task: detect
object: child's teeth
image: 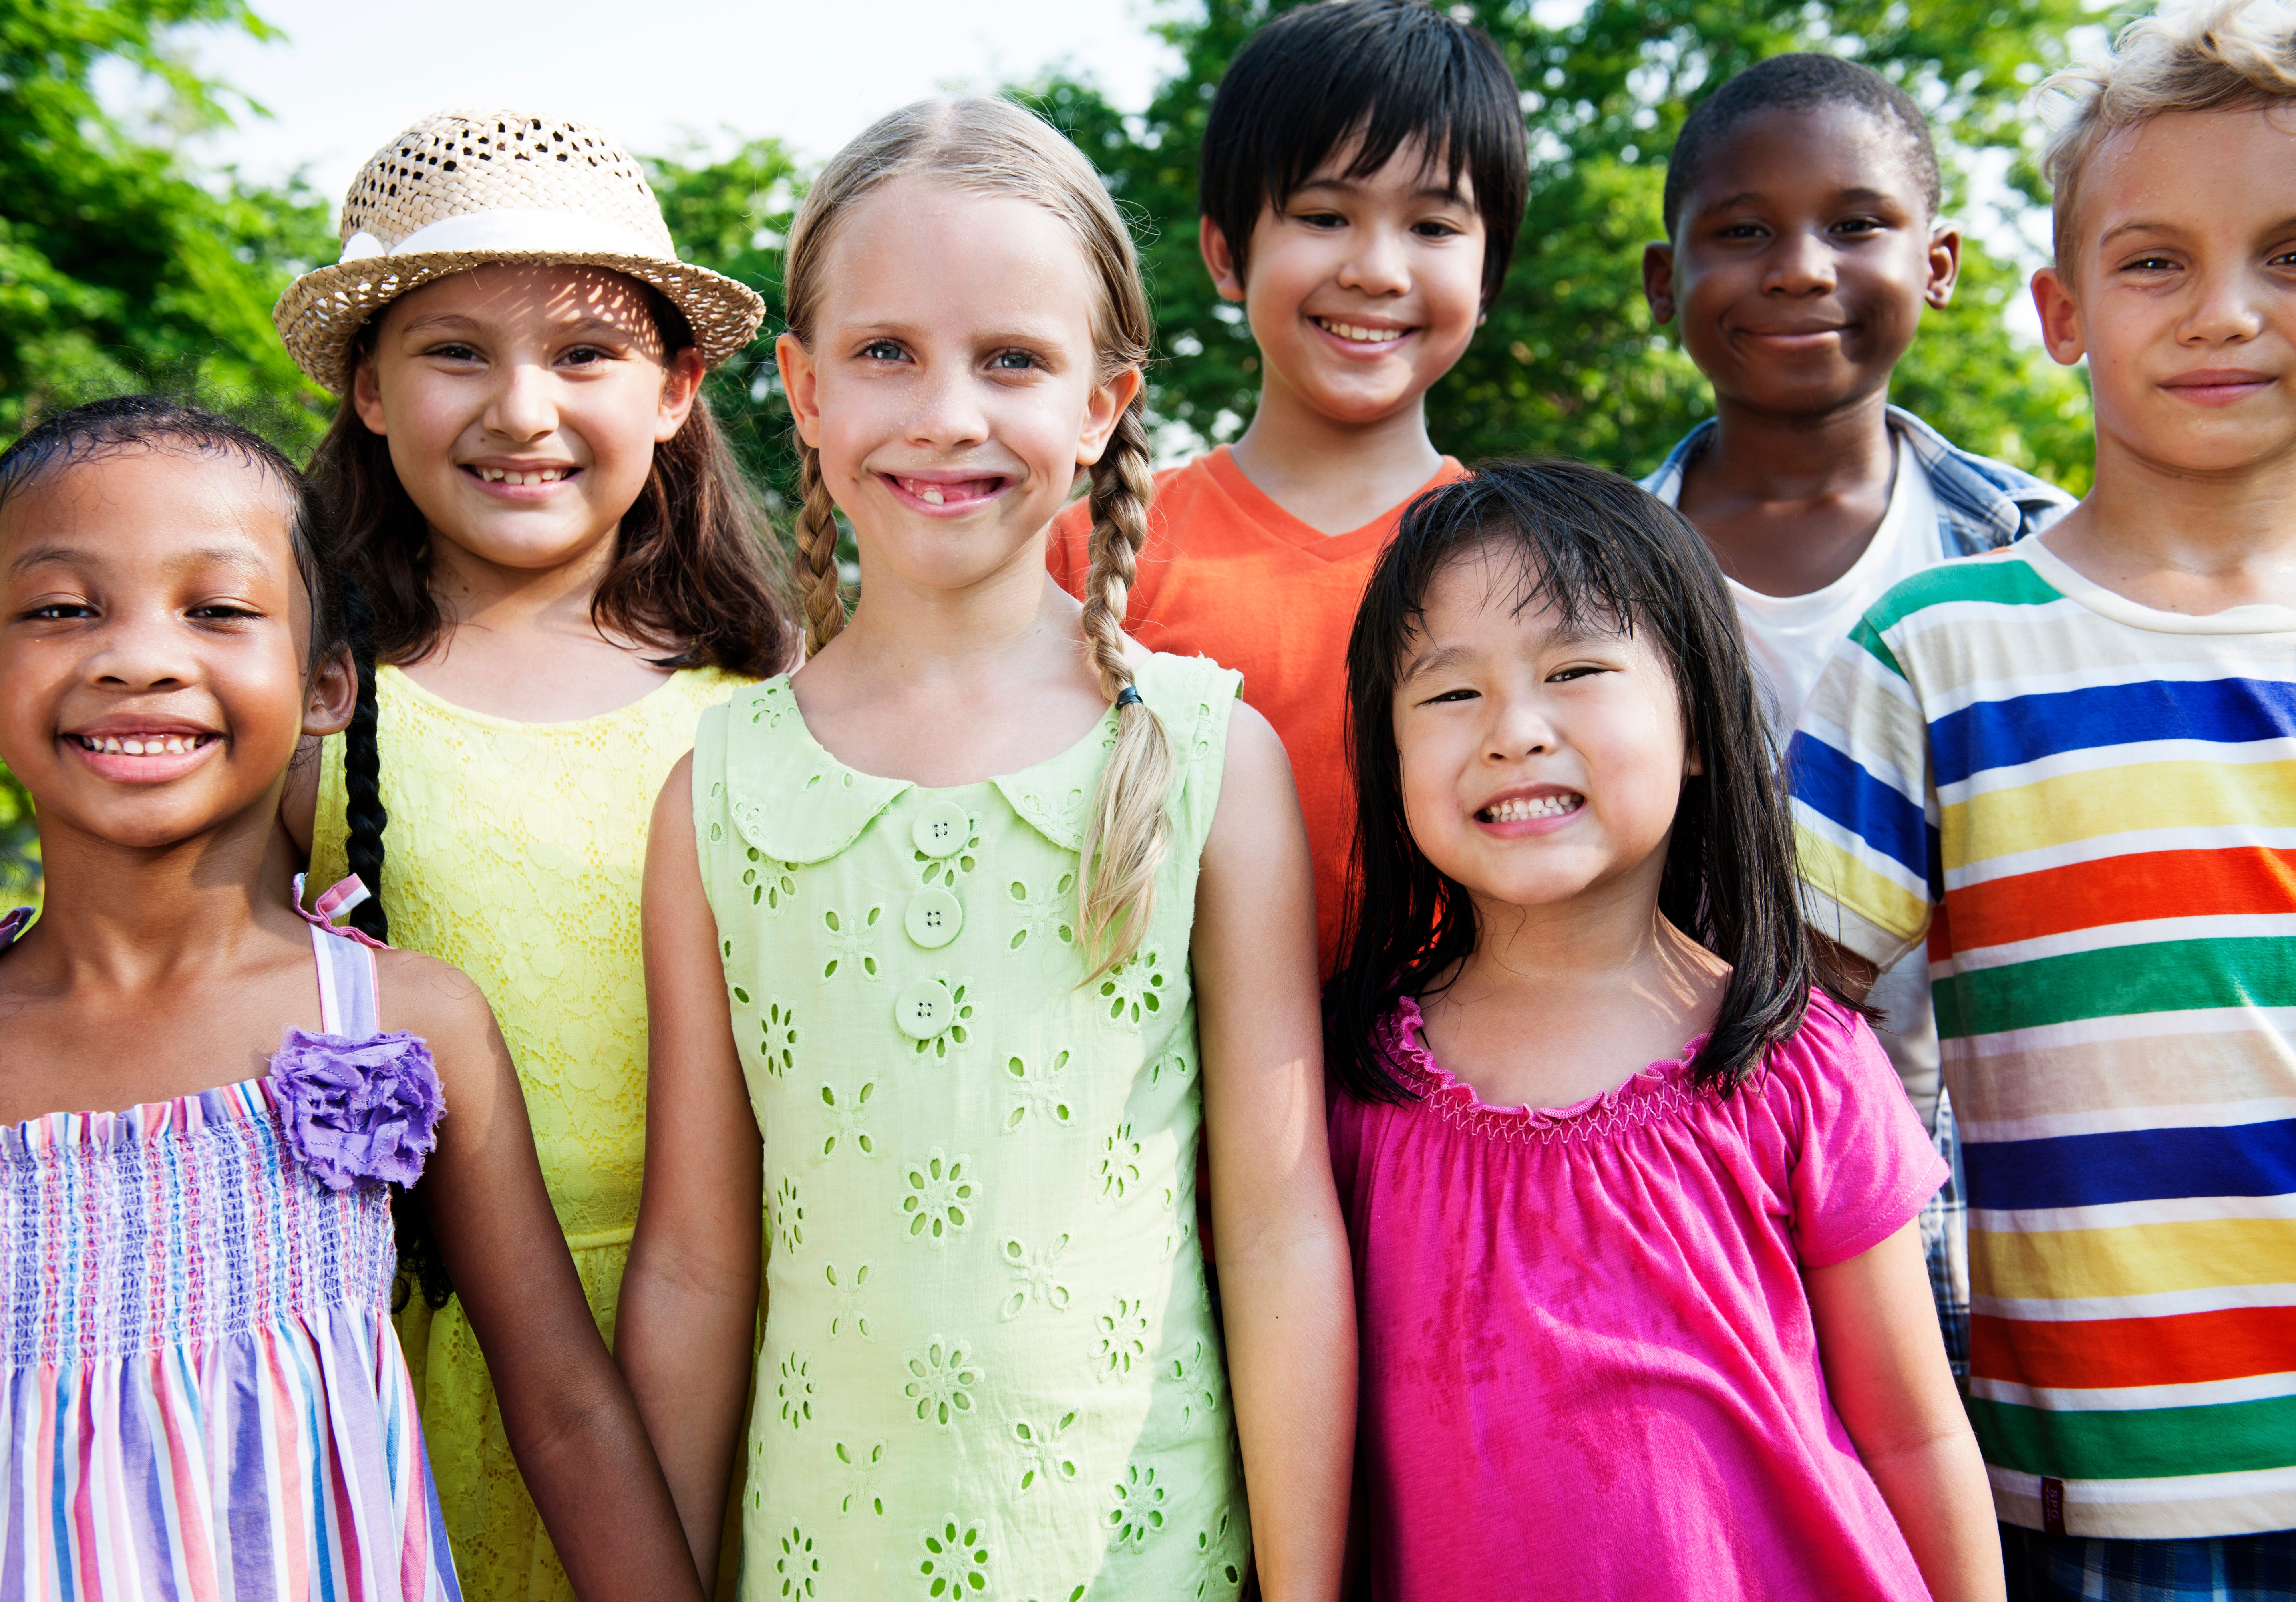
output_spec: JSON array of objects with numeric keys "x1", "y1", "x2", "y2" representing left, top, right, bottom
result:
[
  {"x1": 1483, "y1": 794, "x2": 1580, "y2": 822},
  {"x1": 121, "y1": 737, "x2": 144, "y2": 755},
  {"x1": 920, "y1": 487, "x2": 944, "y2": 505},
  {"x1": 165, "y1": 736, "x2": 184, "y2": 753}
]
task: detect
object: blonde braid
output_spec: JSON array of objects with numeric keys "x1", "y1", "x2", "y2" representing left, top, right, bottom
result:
[
  {"x1": 1076, "y1": 398, "x2": 1173, "y2": 980},
  {"x1": 795, "y1": 437, "x2": 847, "y2": 658}
]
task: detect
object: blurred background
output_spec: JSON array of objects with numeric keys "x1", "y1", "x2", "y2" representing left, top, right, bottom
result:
[{"x1": 0, "y1": 0, "x2": 2115, "y2": 895}]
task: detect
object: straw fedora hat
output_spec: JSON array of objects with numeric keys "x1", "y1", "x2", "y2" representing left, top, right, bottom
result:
[{"x1": 274, "y1": 110, "x2": 766, "y2": 394}]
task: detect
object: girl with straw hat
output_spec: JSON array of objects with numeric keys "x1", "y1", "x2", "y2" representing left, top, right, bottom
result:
[{"x1": 277, "y1": 110, "x2": 797, "y2": 1601}]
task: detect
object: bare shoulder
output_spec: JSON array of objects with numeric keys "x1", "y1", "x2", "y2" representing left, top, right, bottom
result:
[
  {"x1": 373, "y1": 945, "x2": 500, "y2": 1057},
  {"x1": 1217, "y1": 699, "x2": 1296, "y2": 796}
]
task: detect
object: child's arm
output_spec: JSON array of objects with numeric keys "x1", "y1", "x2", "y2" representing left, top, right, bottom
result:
[
  {"x1": 1807, "y1": 1220, "x2": 2003, "y2": 1602},
  {"x1": 617, "y1": 753, "x2": 764, "y2": 1588},
  {"x1": 1194, "y1": 704, "x2": 1356, "y2": 1602},
  {"x1": 388, "y1": 950, "x2": 705, "y2": 1602}
]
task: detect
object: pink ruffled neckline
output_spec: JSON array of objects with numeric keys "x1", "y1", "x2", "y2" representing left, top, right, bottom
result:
[{"x1": 1381, "y1": 993, "x2": 1711, "y2": 1132}]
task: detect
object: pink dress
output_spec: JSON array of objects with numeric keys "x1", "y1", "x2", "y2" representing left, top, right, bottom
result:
[{"x1": 1328, "y1": 992, "x2": 1946, "y2": 1602}]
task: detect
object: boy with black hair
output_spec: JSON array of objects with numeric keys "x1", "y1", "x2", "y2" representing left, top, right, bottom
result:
[
  {"x1": 1049, "y1": 0, "x2": 1527, "y2": 977},
  {"x1": 1642, "y1": 50, "x2": 2077, "y2": 1381},
  {"x1": 1792, "y1": 5, "x2": 2296, "y2": 1590}
]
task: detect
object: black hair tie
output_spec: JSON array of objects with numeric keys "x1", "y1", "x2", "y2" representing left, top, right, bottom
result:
[{"x1": 1115, "y1": 685, "x2": 1142, "y2": 708}]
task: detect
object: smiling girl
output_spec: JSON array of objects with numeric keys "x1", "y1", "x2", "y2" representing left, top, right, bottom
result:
[
  {"x1": 0, "y1": 398, "x2": 701, "y2": 1600},
  {"x1": 271, "y1": 112, "x2": 795, "y2": 1599},
  {"x1": 1324, "y1": 461, "x2": 2000, "y2": 1602},
  {"x1": 618, "y1": 99, "x2": 1354, "y2": 1601}
]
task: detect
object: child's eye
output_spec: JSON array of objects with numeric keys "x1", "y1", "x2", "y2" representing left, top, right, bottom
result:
[
  {"x1": 1832, "y1": 217, "x2": 1885, "y2": 237},
  {"x1": 560, "y1": 344, "x2": 613, "y2": 367},
  {"x1": 22, "y1": 601, "x2": 94, "y2": 622},
  {"x1": 1413, "y1": 218, "x2": 1466, "y2": 240},
  {"x1": 1420, "y1": 687, "x2": 1479, "y2": 706},
  {"x1": 1547, "y1": 665, "x2": 1607, "y2": 683},
  {"x1": 1716, "y1": 221, "x2": 1769, "y2": 241},
  {"x1": 188, "y1": 603, "x2": 262, "y2": 622},
  {"x1": 425, "y1": 342, "x2": 482, "y2": 362},
  {"x1": 2121, "y1": 255, "x2": 2179, "y2": 275},
  {"x1": 859, "y1": 339, "x2": 907, "y2": 363},
  {"x1": 1295, "y1": 210, "x2": 1347, "y2": 230},
  {"x1": 989, "y1": 349, "x2": 1040, "y2": 372}
]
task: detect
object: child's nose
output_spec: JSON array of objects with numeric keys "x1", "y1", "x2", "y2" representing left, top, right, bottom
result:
[
  {"x1": 1764, "y1": 228, "x2": 1839, "y2": 295},
  {"x1": 88, "y1": 611, "x2": 193, "y2": 690},
  {"x1": 485, "y1": 360, "x2": 559, "y2": 441},
  {"x1": 2179, "y1": 264, "x2": 2268, "y2": 346},
  {"x1": 1338, "y1": 223, "x2": 1413, "y2": 297},
  {"x1": 905, "y1": 368, "x2": 990, "y2": 448}
]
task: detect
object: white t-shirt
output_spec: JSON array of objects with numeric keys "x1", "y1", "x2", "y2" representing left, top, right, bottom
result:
[
  {"x1": 1653, "y1": 430, "x2": 1945, "y2": 733},
  {"x1": 1652, "y1": 429, "x2": 1947, "y2": 1123}
]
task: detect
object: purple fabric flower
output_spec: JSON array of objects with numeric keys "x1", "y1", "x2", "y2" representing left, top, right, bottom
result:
[{"x1": 269, "y1": 1028, "x2": 445, "y2": 1191}]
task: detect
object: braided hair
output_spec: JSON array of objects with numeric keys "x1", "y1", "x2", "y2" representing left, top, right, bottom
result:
[{"x1": 781, "y1": 99, "x2": 1171, "y2": 976}]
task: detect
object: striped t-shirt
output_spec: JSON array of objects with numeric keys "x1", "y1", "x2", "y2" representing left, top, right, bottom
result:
[{"x1": 1787, "y1": 537, "x2": 2296, "y2": 1541}]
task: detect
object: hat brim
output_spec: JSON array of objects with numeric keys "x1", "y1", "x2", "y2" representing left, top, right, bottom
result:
[{"x1": 273, "y1": 250, "x2": 768, "y2": 394}]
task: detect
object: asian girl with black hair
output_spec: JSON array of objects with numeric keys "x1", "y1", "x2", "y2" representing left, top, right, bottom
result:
[{"x1": 1323, "y1": 459, "x2": 2000, "y2": 1602}]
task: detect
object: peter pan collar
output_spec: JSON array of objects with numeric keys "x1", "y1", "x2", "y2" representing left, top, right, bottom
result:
[{"x1": 722, "y1": 675, "x2": 1121, "y2": 863}]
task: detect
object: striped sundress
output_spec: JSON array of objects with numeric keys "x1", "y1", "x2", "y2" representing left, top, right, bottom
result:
[{"x1": 0, "y1": 884, "x2": 461, "y2": 1599}]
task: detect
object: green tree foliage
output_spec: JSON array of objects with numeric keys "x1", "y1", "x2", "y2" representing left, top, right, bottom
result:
[
  {"x1": 0, "y1": 0, "x2": 335, "y2": 451},
  {"x1": 644, "y1": 137, "x2": 804, "y2": 512},
  {"x1": 1020, "y1": 0, "x2": 2097, "y2": 490}
]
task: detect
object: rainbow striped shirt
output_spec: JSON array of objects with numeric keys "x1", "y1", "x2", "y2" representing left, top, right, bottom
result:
[{"x1": 1788, "y1": 538, "x2": 2296, "y2": 1542}]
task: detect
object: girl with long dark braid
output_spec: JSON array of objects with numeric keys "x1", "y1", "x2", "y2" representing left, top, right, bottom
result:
[{"x1": 274, "y1": 111, "x2": 796, "y2": 1600}]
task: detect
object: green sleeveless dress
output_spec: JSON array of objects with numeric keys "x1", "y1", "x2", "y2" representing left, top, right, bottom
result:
[{"x1": 691, "y1": 652, "x2": 1251, "y2": 1602}]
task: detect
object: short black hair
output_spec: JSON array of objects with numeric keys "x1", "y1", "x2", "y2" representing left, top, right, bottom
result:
[
  {"x1": 1327, "y1": 458, "x2": 1865, "y2": 1103},
  {"x1": 1200, "y1": 0, "x2": 1528, "y2": 311},
  {"x1": 1662, "y1": 53, "x2": 1941, "y2": 236}
]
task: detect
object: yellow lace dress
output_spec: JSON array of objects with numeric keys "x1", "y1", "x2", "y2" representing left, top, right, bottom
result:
[{"x1": 311, "y1": 663, "x2": 747, "y2": 1601}]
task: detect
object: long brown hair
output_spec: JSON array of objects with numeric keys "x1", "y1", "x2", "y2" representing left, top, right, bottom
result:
[
  {"x1": 782, "y1": 98, "x2": 1169, "y2": 980},
  {"x1": 305, "y1": 293, "x2": 794, "y2": 676}
]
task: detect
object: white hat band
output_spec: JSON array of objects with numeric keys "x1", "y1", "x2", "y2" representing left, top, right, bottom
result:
[{"x1": 339, "y1": 207, "x2": 668, "y2": 264}]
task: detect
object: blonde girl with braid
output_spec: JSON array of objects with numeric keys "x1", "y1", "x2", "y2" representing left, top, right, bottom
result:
[{"x1": 621, "y1": 98, "x2": 1356, "y2": 1602}]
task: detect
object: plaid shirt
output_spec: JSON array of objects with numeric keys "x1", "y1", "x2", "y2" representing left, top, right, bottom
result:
[{"x1": 1642, "y1": 405, "x2": 2075, "y2": 1380}]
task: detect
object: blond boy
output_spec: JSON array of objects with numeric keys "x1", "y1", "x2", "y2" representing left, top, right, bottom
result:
[{"x1": 1788, "y1": 6, "x2": 2296, "y2": 1594}]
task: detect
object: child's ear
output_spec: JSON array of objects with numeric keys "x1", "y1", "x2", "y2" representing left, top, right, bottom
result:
[
  {"x1": 1925, "y1": 223, "x2": 1963, "y2": 310},
  {"x1": 2030, "y1": 266, "x2": 2087, "y2": 367},
  {"x1": 777, "y1": 332, "x2": 822, "y2": 448},
  {"x1": 304, "y1": 643, "x2": 358, "y2": 739},
  {"x1": 1199, "y1": 215, "x2": 1247, "y2": 303},
  {"x1": 350, "y1": 358, "x2": 390, "y2": 437},
  {"x1": 1077, "y1": 366, "x2": 1145, "y2": 467},
  {"x1": 1641, "y1": 243, "x2": 1677, "y2": 325},
  {"x1": 654, "y1": 347, "x2": 707, "y2": 443}
]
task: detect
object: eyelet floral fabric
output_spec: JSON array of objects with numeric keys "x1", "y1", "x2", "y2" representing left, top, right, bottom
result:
[
  {"x1": 312, "y1": 664, "x2": 746, "y2": 1601},
  {"x1": 692, "y1": 654, "x2": 1250, "y2": 1601}
]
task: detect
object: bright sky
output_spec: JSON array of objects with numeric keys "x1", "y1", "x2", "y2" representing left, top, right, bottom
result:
[{"x1": 166, "y1": 0, "x2": 1183, "y2": 217}]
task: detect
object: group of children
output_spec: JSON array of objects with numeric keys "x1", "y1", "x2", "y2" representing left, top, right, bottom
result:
[{"x1": 0, "y1": 0, "x2": 2286, "y2": 1598}]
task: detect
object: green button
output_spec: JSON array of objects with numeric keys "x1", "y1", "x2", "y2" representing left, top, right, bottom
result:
[
  {"x1": 911, "y1": 800, "x2": 970, "y2": 859},
  {"x1": 904, "y1": 888, "x2": 962, "y2": 949},
  {"x1": 894, "y1": 979, "x2": 952, "y2": 1039}
]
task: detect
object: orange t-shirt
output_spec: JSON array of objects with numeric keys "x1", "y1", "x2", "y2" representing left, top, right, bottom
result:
[{"x1": 1049, "y1": 446, "x2": 1466, "y2": 978}]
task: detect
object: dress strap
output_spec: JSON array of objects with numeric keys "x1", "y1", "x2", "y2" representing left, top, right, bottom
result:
[{"x1": 293, "y1": 873, "x2": 382, "y2": 1038}]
